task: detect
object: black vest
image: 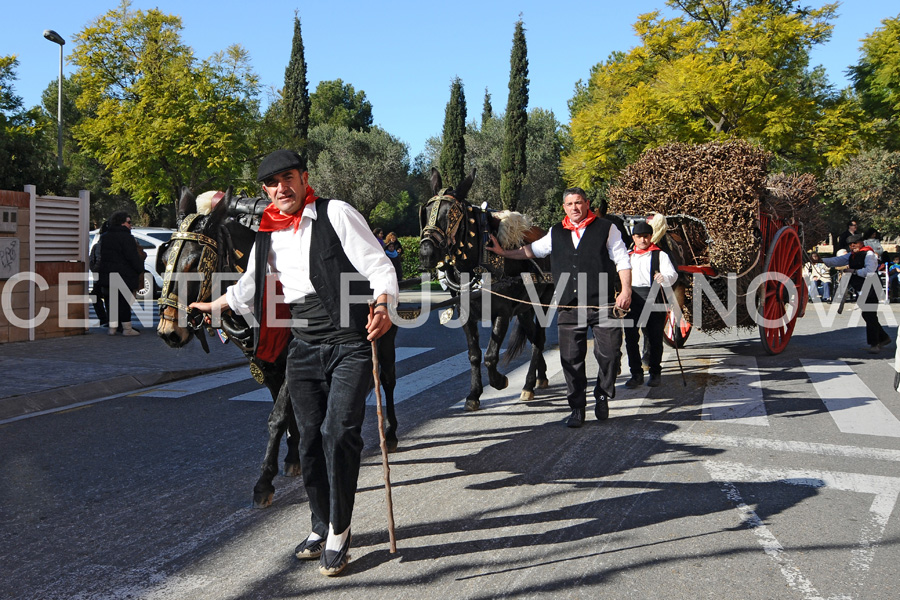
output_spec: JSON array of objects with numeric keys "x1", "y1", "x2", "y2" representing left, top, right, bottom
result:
[
  {"x1": 550, "y1": 218, "x2": 616, "y2": 307},
  {"x1": 252, "y1": 198, "x2": 371, "y2": 349}
]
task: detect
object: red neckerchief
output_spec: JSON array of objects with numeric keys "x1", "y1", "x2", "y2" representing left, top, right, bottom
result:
[
  {"x1": 561, "y1": 210, "x2": 597, "y2": 239},
  {"x1": 259, "y1": 186, "x2": 318, "y2": 233},
  {"x1": 858, "y1": 246, "x2": 874, "y2": 253},
  {"x1": 630, "y1": 243, "x2": 661, "y2": 256}
]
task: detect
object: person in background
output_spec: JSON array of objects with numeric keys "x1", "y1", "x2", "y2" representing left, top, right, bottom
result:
[
  {"x1": 383, "y1": 232, "x2": 404, "y2": 280},
  {"x1": 372, "y1": 228, "x2": 385, "y2": 247},
  {"x1": 89, "y1": 221, "x2": 109, "y2": 326},
  {"x1": 813, "y1": 234, "x2": 891, "y2": 353},
  {"x1": 99, "y1": 211, "x2": 144, "y2": 336},
  {"x1": 888, "y1": 256, "x2": 900, "y2": 302},
  {"x1": 836, "y1": 219, "x2": 858, "y2": 253}
]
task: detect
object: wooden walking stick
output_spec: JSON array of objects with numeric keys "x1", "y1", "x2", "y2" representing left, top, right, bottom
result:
[{"x1": 369, "y1": 301, "x2": 397, "y2": 553}]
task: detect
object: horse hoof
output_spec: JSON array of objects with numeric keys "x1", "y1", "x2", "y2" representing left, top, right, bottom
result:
[
  {"x1": 520, "y1": 390, "x2": 534, "y2": 401},
  {"x1": 490, "y1": 376, "x2": 509, "y2": 390},
  {"x1": 252, "y1": 491, "x2": 274, "y2": 509},
  {"x1": 465, "y1": 399, "x2": 481, "y2": 412},
  {"x1": 537, "y1": 379, "x2": 549, "y2": 389},
  {"x1": 283, "y1": 462, "x2": 302, "y2": 477},
  {"x1": 386, "y1": 439, "x2": 399, "y2": 453}
]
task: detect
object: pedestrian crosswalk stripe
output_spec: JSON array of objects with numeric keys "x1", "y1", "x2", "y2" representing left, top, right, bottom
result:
[
  {"x1": 702, "y1": 355, "x2": 769, "y2": 426},
  {"x1": 130, "y1": 367, "x2": 249, "y2": 398},
  {"x1": 801, "y1": 358, "x2": 900, "y2": 437},
  {"x1": 367, "y1": 349, "x2": 473, "y2": 406},
  {"x1": 450, "y1": 348, "x2": 563, "y2": 412}
]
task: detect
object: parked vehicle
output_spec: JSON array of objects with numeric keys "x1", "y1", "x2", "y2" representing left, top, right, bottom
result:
[{"x1": 88, "y1": 227, "x2": 175, "y2": 299}]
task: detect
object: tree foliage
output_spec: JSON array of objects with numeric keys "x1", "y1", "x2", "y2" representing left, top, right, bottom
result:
[
  {"x1": 439, "y1": 77, "x2": 467, "y2": 188},
  {"x1": 482, "y1": 88, "x2": 493, "y2": 127},
  {"x1": 824, "y1": 148, "x2": 900, "y2": 235},
  {"x1": 563, "y1": 0, "x2": 861, "y2": 188},
  {"x1": 0, "y1": 55, "x2": 63, "y2": 193},
  {"x1": 70, "y1": 1, "x2": 260, "y2": 206},
  {"x1": 850, "y1": 15, "x2": 900, "y2": 151},
  {"x1": 284, "y1": 14, "x2": 310, "y2": 161},
  {"x1": 309, "y1": 79, "x2": 373, "y2": 132},
  {"x1": 500, "y1": 19, "x2": 529, "y2": 211},
  {"x1": 307, "y1": 124, "x2": 409, "y2": 219}
]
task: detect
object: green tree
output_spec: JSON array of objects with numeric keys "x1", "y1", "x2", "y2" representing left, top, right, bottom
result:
[
  {"x1": 482, "y1": 88, "x2": 493, "y2": 127},
  {"x1": 500, "y1": 19, "x2": 529, "y2": 211},
  {"x1": 284, "y1": 14, "x2": 310, "y2": 161},
  {"x1": 824, "y1": 148, "x2": 900, "y2": 235},
  {"x1": 0, "y1": 55, "x2": 63, "y2": 193},
  {"x1": 850, "y1": 15, "x2": 900, "y2": 151},
  {"x1": 70, "y1": 1, "x2": 260, "y2": 207},
  {"x1": 41, "y1": 75, "x2": 136, "y2": 226},
  {"x1": 564, "y1": 0, "x2": 859, "y2": 188},
  {"x1": 309, "y1": 79, "x2": 373, "y2": 132},
  {"x1": 308, "y1": 123, "x2": 409, "y2": 219},
  {"x1": 439, "y1": 77, "x2": 467, "y2": 188}
]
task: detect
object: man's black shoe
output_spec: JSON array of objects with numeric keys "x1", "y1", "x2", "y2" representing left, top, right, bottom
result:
[
  {"x1": 594, "y1": 395, "x2": 609, "y2": 421},
  {"x1": 647, "y1": 374, "x2": 661, "y2": 387},
  {"x1": 294, "y1": 534, "x2": 324, "y2": 560},
  {"x1": 319, "y1": 532, "x2": 351, "y2": 576},
  {"x1": 566, "y1": 408, "x2": 585, "y2": 428},
  {"x1": 625, "y1": 374, "x2": 643, "y2": 388}
]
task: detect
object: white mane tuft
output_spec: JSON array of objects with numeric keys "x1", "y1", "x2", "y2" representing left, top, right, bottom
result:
[
  {"x1": 195, "y1": 191, "x2": 222, "y2": 216},
  {"x1": 494, "y1": 210, "x2": 531, "y2": 249}
]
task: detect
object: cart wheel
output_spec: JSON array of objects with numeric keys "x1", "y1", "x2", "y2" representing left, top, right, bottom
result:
[
  {"x1": 758, "y1": 226, "x2": 805, "y2": 355},
  {"x1": 663, "y1": 308, "x2": 692, "y2": 349}
]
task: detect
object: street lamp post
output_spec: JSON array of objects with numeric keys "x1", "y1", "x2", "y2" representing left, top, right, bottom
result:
[{"x1": 43, "y1": 29, "x2": 65, "y2": 169}]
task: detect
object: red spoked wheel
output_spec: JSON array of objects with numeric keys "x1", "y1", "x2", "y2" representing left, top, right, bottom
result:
[
  {"x1": 663, "y1": 308, "x2": 692, "y2": 349},
  {"x1": 757, "y1": 226, "x2": 806, "y2": 355}
]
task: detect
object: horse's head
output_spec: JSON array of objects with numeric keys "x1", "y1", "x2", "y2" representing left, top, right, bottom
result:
[
  {"x1": 419, "y1": 167, "x2": 477, "y2": 271},
  {"x1": 156, "y1": 187, "x2": 233, "y2": 349}
]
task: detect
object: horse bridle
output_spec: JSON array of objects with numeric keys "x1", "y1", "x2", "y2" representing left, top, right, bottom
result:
[
  {"x1": 420, "y1": 190, "x2": 478, "y2": 270},
  {"x1": 157, "y1": 213, "x2": 219, "y2": 340}
]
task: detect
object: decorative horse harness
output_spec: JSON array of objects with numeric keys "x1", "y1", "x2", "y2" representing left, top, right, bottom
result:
[{"x1": 157, "y1": 213, "x2": 220, "y2": 351}]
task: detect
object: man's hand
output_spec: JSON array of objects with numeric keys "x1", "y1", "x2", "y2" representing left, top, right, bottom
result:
[
  {"x1": 367, "y1": 295, "x2": 393, "y2": 341},
  {"x1": 616, "y1": 288, "x2": 632, "y2": 311},
  {"x1": 486, "y1": 234, "x2": 504, "y2": 256}
]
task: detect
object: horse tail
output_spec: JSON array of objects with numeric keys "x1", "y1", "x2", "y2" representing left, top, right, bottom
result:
[{"x1": 502, "y1": 315, "x2": 530, "y2": 366}]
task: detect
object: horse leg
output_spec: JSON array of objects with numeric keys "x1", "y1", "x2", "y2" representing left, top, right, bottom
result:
[
  {"x1": 281, "y1": 383, "x2": 302, "y2": 477},
  {"x1": 252, "y1": 376, "x2": 287, "y2": 509},
  {"x1": 484, "y1": 313, "x2": 511, "y2": 392},
  {"x1": 461, "y1": 303, "x2": 484, "y2": 411},
  {"x1": 377, "y1": 325, "x2": 399, "y2": 452},
  {"x1": 517, "y1": 314, "x2": 548, "y2": 401}
]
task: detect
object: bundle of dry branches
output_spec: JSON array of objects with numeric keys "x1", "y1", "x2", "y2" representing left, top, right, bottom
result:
[{"x1": 608, "y1": 140, "x2": 820, "y2": 331}]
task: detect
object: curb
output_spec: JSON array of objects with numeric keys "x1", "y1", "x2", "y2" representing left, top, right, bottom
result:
[{"x1": 0, "y1": 360, "x2": 248, "y2": 422}]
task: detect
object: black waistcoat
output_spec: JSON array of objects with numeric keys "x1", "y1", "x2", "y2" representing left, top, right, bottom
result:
[
  {"x1": 550, "y1": 218, "x2": 616, "y2": 307},
  {"x1": 252, "y1": 198, "x2": 371, "y2": 349}
]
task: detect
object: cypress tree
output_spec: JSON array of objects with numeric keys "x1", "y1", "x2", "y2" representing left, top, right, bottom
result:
[
  {"x1": 440, "y1": 77, "x2": 467, "y2": 188},
  {"x1": 284, "y1": 14, "x2": 310, "y2": 163},
  {"x1": 482, "y1": 87, "x2": 493, "y2": 128},
  {"x1": 500, "y1": 19, "x2": 529, "y2": 211}
]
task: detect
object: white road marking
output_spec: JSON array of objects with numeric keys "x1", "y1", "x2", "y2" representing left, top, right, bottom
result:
[
  {"x1": 368, "y1": 350, "x2": 473, "y2": 405},
  {"x1": 702, "y1": 355, "x2": 769, "y2": 426},
  {"x1": 706, "y1": 460, "x2": 900, "y2": 597},
  {"x1": 656, "y1": 430, "x2": 900, "y2": 463},
  {"x1": 128, "y1": 367, "x2": 250, "y2": 398},
  {"x1": 801, "y1": 359, "x2": 900, "y2": 438},
  {"x1": 448, "y1": 347, "x2": 563, "y2": 411}
]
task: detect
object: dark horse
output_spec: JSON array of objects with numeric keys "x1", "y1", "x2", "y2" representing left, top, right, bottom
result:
[
  {"x1": 156, "y1": 188, "x2": 399, "y2": 508},
  {"x1": 419, "y1": 169, "x2": 553, "y2": 411}
]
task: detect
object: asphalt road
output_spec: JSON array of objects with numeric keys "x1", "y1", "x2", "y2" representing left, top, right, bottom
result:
[{"x1": 2, "y1": 302, "x2": 900, "y2": 599}]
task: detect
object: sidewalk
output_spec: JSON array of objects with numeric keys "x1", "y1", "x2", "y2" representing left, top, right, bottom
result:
[{"x1": 0, "y1": 289, "x2": 451, "y2": 422}]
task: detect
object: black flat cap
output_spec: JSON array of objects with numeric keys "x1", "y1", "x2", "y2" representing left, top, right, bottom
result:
[
  {"x1": 632, "y1": 221, "x2": 653, "y2": 235},
  {"x1": 847, "y1": 233, "x2": 864, "y2": 244},
  {"x1": 257, "y1": 149, "x2": 306, "y2": 182}
]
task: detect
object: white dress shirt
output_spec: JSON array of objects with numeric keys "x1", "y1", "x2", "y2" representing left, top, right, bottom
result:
[
  {"x1": 226, "y1": 199, "x2": 398, "y2": 315},
  {"x1": 630, "y1": 248, "x2": 678, "y2": 288},
  {"x1": 530, "y1": 221, "x2": 632, "y2": 271}
]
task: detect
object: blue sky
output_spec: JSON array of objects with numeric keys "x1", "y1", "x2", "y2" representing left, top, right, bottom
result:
[{"x1": 3, "y1": 1, "x2": 897, "y2": 159}]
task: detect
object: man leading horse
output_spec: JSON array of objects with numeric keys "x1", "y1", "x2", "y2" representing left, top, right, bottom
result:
[
  {"x1": 488, "y1": 187, "x2": 632, "y2": 428},
  {"x1": 189, "y1": 149, "x2": 398, "y2": 577}
]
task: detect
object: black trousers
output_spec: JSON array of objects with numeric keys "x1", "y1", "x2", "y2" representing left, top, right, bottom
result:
[
  {"x1": 287, "y1": 337, "x2": 372, "y2": 537},
  {"x1": 860, "y1": 294, "x2": 890, "y2": 346},
  {"x1": 558, "y1": 306, "x2": 622, "y2": 409},
  {"x1": 624, "y1": 291, "x2": 665, "y2": 376}
]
